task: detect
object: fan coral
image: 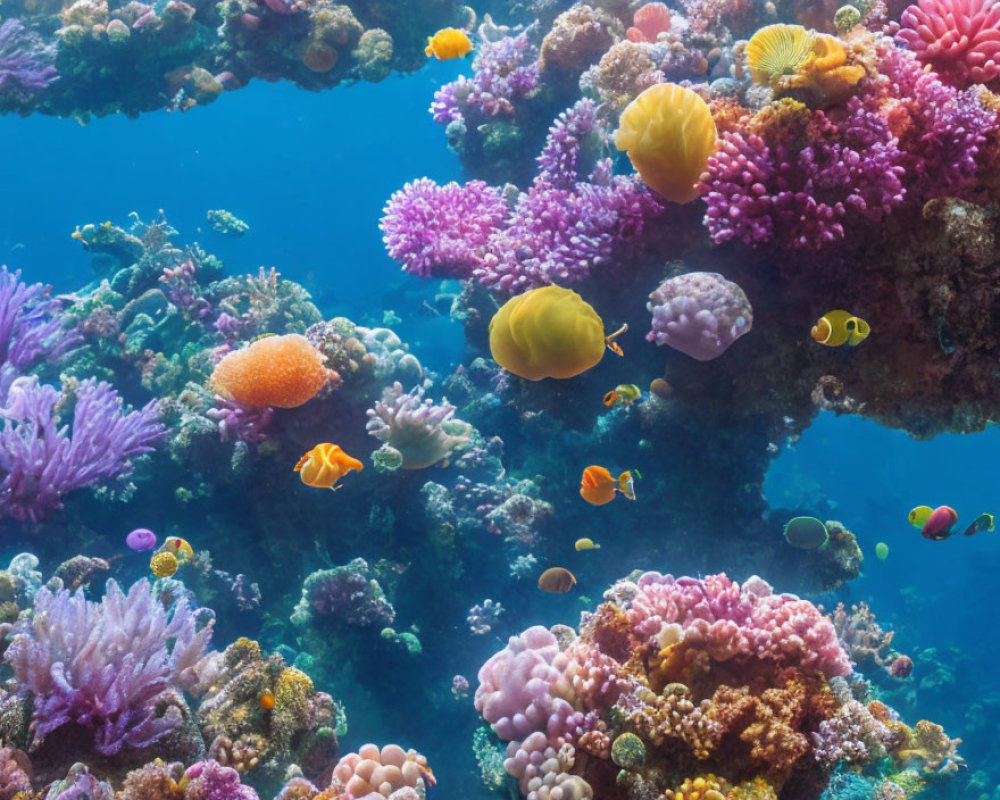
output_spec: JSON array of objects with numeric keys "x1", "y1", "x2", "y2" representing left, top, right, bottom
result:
[
  {"x1": 379, "y1": 179, "x2": 507, "y2": 279},
  {"x1": 366, "y1": 382, "x2": 471, "y2": 469},
  {"x1": 4, "y1": 578, "x2": 213, "y2": 756},
  {"x1": 646, "y1": 272, "x2": 753, "y2": 361},
  {"x1": 0, "y1": 376, "x2": 166, "y2": 522},
  {"x1": 897, "y1": 0, "x2": 1000, "y2": 87},
  {"x1": 210, "y1": 334, "x2": 332, "y2": 408}
]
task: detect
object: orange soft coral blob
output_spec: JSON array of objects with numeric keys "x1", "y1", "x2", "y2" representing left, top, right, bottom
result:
[
  {"x1": 211, "y1": 333, "x2": 330, "y2": 408},
  {"x1": 614, "y1": 83, "x2": 718, "y2": 204}
]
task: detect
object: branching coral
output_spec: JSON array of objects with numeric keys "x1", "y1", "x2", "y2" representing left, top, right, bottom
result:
[{"x1": 4, "y1": 578, "x2": 212, "y2": 756}]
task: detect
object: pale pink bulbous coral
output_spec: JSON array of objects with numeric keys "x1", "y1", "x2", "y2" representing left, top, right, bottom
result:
[
  {"x1": 475, "y1": 625, "x2": 581, "y2": 742},
  {"x1": 626, "y1": 3, "x2": 671, "y2": 42},
  {"x1": 646, "y1": 272, "x2": 752, "y2": 361},
  {"x1": 897, "y1": 0, "x2": 1000, "y2": 87},
  {"x1": 329, "y1": 743, "x2": 434, "y2": 799},
  {"x1": 627, "y1": 573, "x2": 852, "y2": 678}
]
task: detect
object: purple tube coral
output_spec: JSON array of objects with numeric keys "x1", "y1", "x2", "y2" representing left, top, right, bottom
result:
[
  {"x1": 0, "y1": 376, "x2": 167, "y2": 522},
  {"x1": 646, "y1": 271, "x2": 753, "y2": 361},
  {"x1": 701, "y1": 98, "x2": 907, "y2": 249},
  {"x1": 3, "y1": 578, "x2": 213, "y2": 756},
  {"x1": 366, "y1": 381, "x2": 472, "y2": 469},
  {"x1": 0, "y1": 20, "x2": 58, "y2": 106}
]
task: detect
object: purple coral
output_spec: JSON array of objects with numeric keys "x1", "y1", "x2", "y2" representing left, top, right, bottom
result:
[
  {"x1": 0, "y1": 376, "x2": 167, "y2": 522},
  {"x1": 0, "y1": 266, "x2": 80, "y2": 395},
  {"x1": 0, "y1": 20, "x2": 57, "y2": 105},
  {"x1": 366, "y1": 381, "x2": 471, "y2": 469},
  {"x1": 3, "y1": 578, "x2": 213, "y2": 756},
  {"x1": 646, "y1": 271, "x2": 753, "y2": 361},
  {"x1": 0, "y1": 747, "x2": 31, "y2": 799},
  {"x1": 379, "y1": 179, "x2": 508, "y2": 279},
  {"x1": 430, "y1": 31, "x2": 540, "y2": 124},
  {"x1": 183, "y1": 760, "x2": 260, "y2": 800},
  {"x1": 291, "y1": 557, "x2": 395, "y2": 628},
  {"x1": 701, "y1": 98, "x2": 907, "y2": 249}
]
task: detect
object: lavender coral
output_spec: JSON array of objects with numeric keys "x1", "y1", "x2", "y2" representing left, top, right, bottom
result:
[
  {"x1": 366, "y1": 381, "x2": 471, "y2": 469},
  {"x1": 646, "y1": 271, "x2": 753, "y2": 361},
  {"x1": 291, "y1": 557, "x2": 395, "y2": 628},
  {"x1": 0, "y1": 20, "x2": 58, "y2": 107},
  {"x1": 0, "y1": 376, "x2": 166, "y2": 521},
  {"x1": 3, "y1": 578, "x2": 213, "y2": 756}
]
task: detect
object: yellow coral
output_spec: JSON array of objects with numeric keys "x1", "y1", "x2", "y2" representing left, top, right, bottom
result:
[
  {"x1": 746, "y1": 24, "x2": 864, "y2": 104},
  {"x1": 150, "y1": 551, "x2": 178, "y2": 578},
  {"x1": 670, "y1": 774, "x2": 730, "y2": 800},
  {"x1": 614, "y1": 82, "x2": 717, "y2": 204}
]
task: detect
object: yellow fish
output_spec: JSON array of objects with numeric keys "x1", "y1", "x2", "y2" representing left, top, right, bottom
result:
[
  {"x1": 425, "y1": 28, "x2": 473, "y2": 60},
  {"x1": 811, "y1": 310, "x2": 870, "y2": 347},
  {"x1": 603, "y1": 384, "x2": 642, "y2": 407},
  {"x1": 574, "y1": 537, "x2": 601, "y2": 551},
  {"x1": 908, "y1": 505, "x2": 934, "y2": 528},
  {"x1": 164, "y1": 536, "x2": 195, "y2": 562},
  {"x1": 295, "y1": 443, "x2": 363, "y2": 490}
]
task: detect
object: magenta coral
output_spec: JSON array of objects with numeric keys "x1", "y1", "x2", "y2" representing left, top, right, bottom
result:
[
  {"x1": 183, "y1": 760, "x2": 260, "y2": 800},
  {"x1": 701, "y1": 98, "x2": 906, "y2": 249},
  {"x1": 897, "y1": 0, "x2": 1000, "y2": 87},
  {"x1": 380, "y1": 179, "x2": 507, "y2": 279},
  {"x1": 627, "y1": 573, "x2": 852, "y2": 678}
]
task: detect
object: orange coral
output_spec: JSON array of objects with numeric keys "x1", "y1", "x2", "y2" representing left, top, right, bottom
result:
[{"x1": 211, "y1": 334, "x2": 332, "y2": 408}]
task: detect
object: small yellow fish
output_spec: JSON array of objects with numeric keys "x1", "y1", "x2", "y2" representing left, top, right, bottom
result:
[
  {"x1": 811, "y1": 310, "x2": 870, "y2": 347},
  {"x1": 618, "y1": 470, "x2": 636, "y2": 501},
  {"x1": 425, "y1": 28, "x2": 473, "y2": 60},
  {"x1": 603, "y1": 383, "x2": 642, "y2": 407},
  {"x1": 164, "y1": 536, "x2": 195, "y2": 562},
  {"x1": 295, "y1": 443, "x2": 363, "y2": 490},
  {"x1": 574, "y1": 537, "x2": 601, "y2": 551},
  {"x1": 908, "y1": 505, "x2": 934, "y2": 528}
]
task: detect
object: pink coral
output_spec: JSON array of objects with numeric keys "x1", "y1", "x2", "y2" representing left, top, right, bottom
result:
[
  {"x1": 329, "y1": 743, "x2": 434, "y2": 798},
  {"x1": 897, "y1": 0, "x2": 1000, "y2": 87},
  {"x1": 626, "y1": 3, "x2": 671, "y2": 42},
  {"x1": 626, "y1": 573, "x2": 852, "y2": 678}
]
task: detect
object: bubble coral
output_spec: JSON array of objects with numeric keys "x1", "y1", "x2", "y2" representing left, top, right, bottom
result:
[
  {"x1": 897, "y1": 0, "x2": 1000, "y2": 87},
  {"x1": 210, "y1": 334, "x2": 331, "y2": 408},
  {"x1": 614, "y1": 83, "x2": 718, "y2": 203},
  {"x1": 328, "y1": 743, "x2": 435, "y2": 798},
  {"x1": 646, "y1": 272, "x2": 753, "y2": 361}
]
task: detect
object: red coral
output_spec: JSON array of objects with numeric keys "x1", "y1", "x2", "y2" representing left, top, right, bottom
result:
[
  {"x1": 898, "y1": 0, "x2": 1000, "y2": 87},
  {"x1": 626, "y1": 2, "x2": 671, "y2": 42}
]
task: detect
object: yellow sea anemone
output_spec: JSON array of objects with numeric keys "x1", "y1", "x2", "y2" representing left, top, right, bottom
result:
[
  {"x1": 614, "y1": 82, "x2": 717, "y2": 204},
  {"x1": 746, "y1": 24, "x2": 865, "y2": 104}
]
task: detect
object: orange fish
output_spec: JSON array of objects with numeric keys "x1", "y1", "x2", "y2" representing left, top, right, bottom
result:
[
  {"x1": 295, "y1": 443, "x2": 363, "y2": 490},
  {"x1": 424, "y1": 28, "x2": 473, "y2": 60},
  {"x1": 580, "y1": 465, "x2": 635, "y2": 505},
  {"x1": 538, "y1": 567, "x2": 577, "y2": 593}
]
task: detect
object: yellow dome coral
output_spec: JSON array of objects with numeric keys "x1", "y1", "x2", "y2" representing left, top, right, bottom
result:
[
  {"x1": 614, "y1": 83, "x2": 717, "y2": 204},
  {"x1": 489, "y1": 286, "x2": 626, "y2": 381},
  {"x1": 746, "y1": 24, "x2": 865, "y2": 104}
]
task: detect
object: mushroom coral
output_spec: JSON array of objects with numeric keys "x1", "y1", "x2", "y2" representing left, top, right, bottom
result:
[
  {"x1": 210, "y1": 334, "x2": 331, "y2": 408},
  {"x1": 489, "y1": 286, "x2": 623, "y2": 380},
  {"x1": 614, "y1": 83, "x2": 717, "y2": 204}
]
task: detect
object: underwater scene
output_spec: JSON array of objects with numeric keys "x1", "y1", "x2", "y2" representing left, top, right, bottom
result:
[{"x1": 1, "y1": 0, "x2": 999, "y2": 798}]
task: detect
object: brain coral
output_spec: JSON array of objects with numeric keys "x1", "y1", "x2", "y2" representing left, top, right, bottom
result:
[{"x1": 211, "y1": 334, "x2": 332, "y2": 408}]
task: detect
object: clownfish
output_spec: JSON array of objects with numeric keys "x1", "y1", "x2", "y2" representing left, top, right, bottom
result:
[
  {"x1": 811, "y1": 310, "x2": 870, "y2": 347},
  {"x1": 580, "y1": 466, "x2": 636, "y2": 505},
  {"x1": 425, "y1": 28, "x2": 473, "y2": 60},
  {"x1": 603, "y1": 383, "x2": 642, "y2": 407},
  {"x1": 295, "y1": 443, "x2": 363, "y2": 490},
  {"x1": 164, "y1": 536, "x2": 195, "y2": 562}
]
